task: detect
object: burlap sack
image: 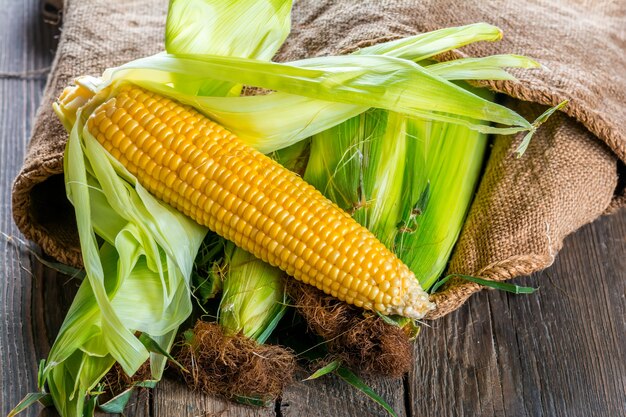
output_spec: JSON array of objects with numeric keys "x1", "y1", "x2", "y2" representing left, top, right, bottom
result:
[{"x1": 12, "y1": 0, "x2": 625, "y2": 319}]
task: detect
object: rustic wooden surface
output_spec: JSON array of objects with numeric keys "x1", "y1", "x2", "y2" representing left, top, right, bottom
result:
[{"x1": 1, "y1": 1, "x2": 625, "y2": 417}]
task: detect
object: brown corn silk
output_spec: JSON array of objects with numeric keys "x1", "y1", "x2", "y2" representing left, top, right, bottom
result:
[
  {"x1": 12, "y1": 0, "x2": 625, "y2": 388},
  {"x1": 288, "y1": 281, "x2": 413, "y2": 377},
  {"x1": 101, "y1": 362, "x2": 152, "y2": 401},
  {"x1": 175, "y1": 321, "x2": 295, "y2": 402}
]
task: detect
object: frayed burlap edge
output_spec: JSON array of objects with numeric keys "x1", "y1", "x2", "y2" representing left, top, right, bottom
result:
[
  {"x1": 12, "y1": 157, "x2": 82, "y2": 267},
  {"x1": 425, "y1": 254, "x2": 553, "y2": 320},
  {"x1": 12, "y1": 2, "x2": 80, "y2": 266}
]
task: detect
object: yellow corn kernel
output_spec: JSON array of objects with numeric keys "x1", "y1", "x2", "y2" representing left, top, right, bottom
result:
[{"x1": 82, "y1": 84, "x2": 433, "y2": 319}]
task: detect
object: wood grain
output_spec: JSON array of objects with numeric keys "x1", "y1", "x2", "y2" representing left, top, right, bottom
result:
[
  {"x1": 152, "y1": 379, "x2": 275, "y2": 417},
  {"x1": 1, "y1": 1, "x2": 624, "y2": 417},
  {"x1": 280, "y1": 371, "x2": 407, "y2": 417},
  {"x1": 0, "y1": 0, "x2": 58, "y2": 416},
  {"x1": 409, "y1": 213, "x2": 626, "y2": 417}
]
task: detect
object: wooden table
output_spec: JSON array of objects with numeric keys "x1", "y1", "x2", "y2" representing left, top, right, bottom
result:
[{"x1": 1, "y1": 1, "x2": 624, "y2": 416}]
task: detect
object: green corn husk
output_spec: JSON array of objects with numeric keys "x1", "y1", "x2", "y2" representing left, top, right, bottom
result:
[
  {"x1": 218, "y1": 244, "x2": 287, "y2": 343},
  {"x1": 396, "y1": 89, "x2": 491, "y2": 290},
  {"x1": 175, "y1": 242, "x2": 293, "y2": 406}
]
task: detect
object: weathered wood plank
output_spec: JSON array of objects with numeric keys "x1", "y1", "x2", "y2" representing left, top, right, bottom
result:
[
  {"x1": 152, "y1": 378, "x2": 275, "y2": 417},
  {"x1": 280, "y1": 370, "x2": 407, "y2": 417},
  {"x1": 409, "y1": 212, "x2": 626, "y2": 417},
  {"x1": 119, "y1": 391, "x2": 151, "y2": 417},
  {"x1": 0, "y1": 0, "x2": 59, "y2": 415}
]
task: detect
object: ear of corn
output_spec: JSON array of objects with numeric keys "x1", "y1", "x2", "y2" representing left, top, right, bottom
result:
[{"x1": 84, "y1": 83, "x2": 434, "y2": 319}]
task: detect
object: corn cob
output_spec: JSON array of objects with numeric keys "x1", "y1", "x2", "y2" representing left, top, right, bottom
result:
[{"x1": 60, "y1": 83, "x2": 434, "y2": 319}]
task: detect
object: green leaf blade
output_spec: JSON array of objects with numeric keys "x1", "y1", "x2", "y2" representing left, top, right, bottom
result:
[
  {"x1": 354, "y1": 22, "x2": 503, "y2": 62},
  {"x1": 304, "y1": 360, "x2": 342, "y2": 381},
  {"x1": 7, "y1": 393, "x2": 50, "y2": 417},
  {"x1": 98, "y1": 388, "x2": 133, "y2": 414},
  {"x1": 431, "y1": 274, "x2": 538, "y2": 294},
  {"x1": 335, "y1": 367, "x2": 399, "y2": 417}
]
